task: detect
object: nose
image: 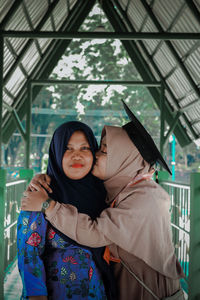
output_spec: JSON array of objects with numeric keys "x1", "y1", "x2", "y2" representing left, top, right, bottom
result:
[{"x1": 72, "y1": 150, "x2": 82, "y2": 159}]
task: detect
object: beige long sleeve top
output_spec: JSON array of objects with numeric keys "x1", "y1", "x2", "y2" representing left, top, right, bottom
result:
[{"x1": 45, "y1": 180, "x2": 181, "y2": 277}]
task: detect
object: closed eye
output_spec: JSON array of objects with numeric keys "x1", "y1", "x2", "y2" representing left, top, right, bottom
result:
[{"x1": 101, "y1": 150, "x2": 107, "y2": 154}]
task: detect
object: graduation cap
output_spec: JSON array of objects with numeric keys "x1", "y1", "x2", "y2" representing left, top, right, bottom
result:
[{"x1": 122, "y1": 100, "x2": 172, "y2": 175}]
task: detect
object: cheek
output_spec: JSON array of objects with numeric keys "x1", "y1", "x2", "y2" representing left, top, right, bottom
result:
[
  {"x1": 85, "y1": 153, "x2": 93, "y2": 169},
  {"x1": 62, "y1": 154, "x2": 69, "y2": 166},
  {"x1": 99, "y1": 157, "x2": 107, "y2": 174}
]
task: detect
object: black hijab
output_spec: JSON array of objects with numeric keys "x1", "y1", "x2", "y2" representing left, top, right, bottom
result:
[
  {"x1": 46, "y1": 121, "x2": 116, "y2": 299},
  {"x1": 47, "y1": 121, "x2": 107, "y2": 219}
]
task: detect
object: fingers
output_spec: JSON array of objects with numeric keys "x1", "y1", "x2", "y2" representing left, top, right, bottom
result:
[
  {"x1": 44, "y1": 174, "x2": 51, "y2": 185},
  {"x1": 28, "y1": 178, "x2": 41, "y2": 192},
  {"x1": 29, "y1": 177, "x2": 52, "y2": 193},
  {"x1": 26, "y1": 185, "x2": 37, "y2": 192},
  {"x1": 39, "y1": 180, "x2": 52, "y2": 193},
  {"x1": 30, "y1": 182, "x2": 43, "y2": 191}
]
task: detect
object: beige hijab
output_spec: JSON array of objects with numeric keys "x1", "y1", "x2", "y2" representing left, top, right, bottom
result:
[
  {"x1": 103, "y1": 125, "x2": 152, "y2": 202},
  {"x1": 101, "y1": 125, "x2": 183, "y2": 279}
]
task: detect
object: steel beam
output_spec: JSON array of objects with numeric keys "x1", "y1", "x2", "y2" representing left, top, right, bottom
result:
[
  {"x1": 22, "y1": 1, "x2": 42, "y2": 57},
  {"x1": 31, "y1": 107, "x2": 159, "y2": 117},
  {"x1": 160, "y1": 83, "x2": 165, "y2": 157},
  {"x1": 3, "y1": 0, "x2": 61, "y2": 86},
  {"x1": 31, "y1": 79, "x2": 161, "y2": 87},
  {"x1": 3, "y1": 101, "x2": 26, "y2": 141},
  {"x1": 2, "y1": 0, "x2": 96, "y2": 144},
  {"x1": 182, "y1": 41, "x2": 200, "y2": 62},
  {"x1": 125, "y1": 0, "x2": 132, "y2": 12},
  {"x1": 3, "y1": 87, "x2": 15, "y2": 101},
  {"x1": 105, "y1": 0, "x2": 193, "y2": 147},
  {"x1": 191, "y1": 119, "x2": 200, "y2": 126},
  {"x1": 112, "y1": 0, "x2": 197, "y2": 144},
  {"x1": 141, "y1": 0, "x2": 200, "y2": 111},
  {"x1": 12, "y1": 110, "x2": 26, "y2": 140},
  {"x1": 150, "y1": 2, "x2": 186, "y2": 58},
  {"x1": 180, "y1": 99, "x2": 200, "y2": 113},
  {"x1": 4, "y1": 39, "x2": 29, "y2": 78},
  {"x1": 26, "y1": 83, "x2": 32, "y2": 168},
  {"x1": 2, "y1": 31, "x2": 200, "y2": 40},
  {"x1": 180, "y1": 0, "x2": 200, "y2": 65},
  {"x1": 185, "y1": 0, "x2": 200, "y2": 26},
  {"x1": 163, "y1": 112, "x2": 182, "y2": 147},
  {"x1": 0, "y1": 0, "x2": 23, "y2": 29},
  {"x1": 138, "y1": 0, "x2": 156, "y2": 32},
  {"x1": 66, "y1": 0, "x2": 70, "y2": 14},
  {"x1": 3, "y1": 101, "x2": 13, "y2": 112}
]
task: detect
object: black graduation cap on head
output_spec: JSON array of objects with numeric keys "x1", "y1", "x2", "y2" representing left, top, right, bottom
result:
[{"x1": 122, "y1": 100, "x2": 172, "y2": 175}]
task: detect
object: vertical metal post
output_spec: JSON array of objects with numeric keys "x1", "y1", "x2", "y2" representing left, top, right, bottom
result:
[
  {"x1": 26, "y1": 82, "x2": 32, "y2": 168},
  {"x1": 160, "y1": 82, "x2": 165, "y2": 158},
  {"x1": 0, "y1": 169, "x2": 6, "y2": 299},
  {"x1": 188, "y1": 173, "x2": 200, "y2": 300},
  {"x1": 0, "y1": 36, "x2": 4, "y2": 168},
  {"x1": 171, "y1": 134, "x2": 176, "y2": 181},
  {"x1": 0, "y1": 35, "x2": 5, "y2": 299}
]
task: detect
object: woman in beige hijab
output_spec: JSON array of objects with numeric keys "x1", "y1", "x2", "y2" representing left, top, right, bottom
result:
[{"x1": 22, "y1": 105, "x2": 184, "y2": 300}]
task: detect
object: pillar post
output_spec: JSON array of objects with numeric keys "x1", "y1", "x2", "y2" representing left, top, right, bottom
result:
[
  {"x1": 0, "y1": 169, "x2": 6, "y2": 298},
  {"x1": 26, "y1": 82, "x2": 32, "y2": 168}
]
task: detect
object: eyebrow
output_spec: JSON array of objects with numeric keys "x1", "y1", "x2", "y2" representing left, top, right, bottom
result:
[{"x1": 68, "y1": 142, "x2": 90, "y2": 146}]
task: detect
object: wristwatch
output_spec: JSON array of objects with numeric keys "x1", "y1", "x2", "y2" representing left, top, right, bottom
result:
[{"x1": 41, "y1": 198, "x2": 53, "y2": 213}]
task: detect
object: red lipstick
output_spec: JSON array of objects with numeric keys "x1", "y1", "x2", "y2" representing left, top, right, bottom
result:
[{"x1": 72, "y1": 163, "x2": 84, "y2": 168}]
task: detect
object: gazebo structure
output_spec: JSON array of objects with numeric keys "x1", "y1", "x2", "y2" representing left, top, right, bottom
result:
[{"x1": 0, "y1": 0, "x2": 200, "y2": 299}]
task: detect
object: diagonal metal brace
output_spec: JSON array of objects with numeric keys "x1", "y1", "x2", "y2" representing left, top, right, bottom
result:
[{"x1": 163, "y1": 111, "x2": 182, "y2": 147}]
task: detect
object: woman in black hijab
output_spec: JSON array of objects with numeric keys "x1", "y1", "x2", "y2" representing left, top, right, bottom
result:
[{"x1": 18, "y1": 121, "x2": 114, "y2": 300}]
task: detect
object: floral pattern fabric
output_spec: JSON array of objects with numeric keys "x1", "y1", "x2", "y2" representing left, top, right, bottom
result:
[{"x1": 17, "y1": 211, "x2": 107, "y2": 299}]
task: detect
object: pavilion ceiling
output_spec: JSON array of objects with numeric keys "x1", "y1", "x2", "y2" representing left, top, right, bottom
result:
[{"x1": 1, "y1": 0, "x2": 200, "y2": 147}]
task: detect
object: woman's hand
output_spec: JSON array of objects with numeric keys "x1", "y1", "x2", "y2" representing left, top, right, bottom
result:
[
  {"x1": 27, "y1": 173, "x2": 52, "y2": 193},
  {"x1": 21, "y1": 184, "x2": 49, "y2": 211}
]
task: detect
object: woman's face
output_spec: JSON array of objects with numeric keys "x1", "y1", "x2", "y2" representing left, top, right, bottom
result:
[
  {"x1": 62, "y1": 130, "x2": 93, "y2": 180},
  {"x1": 92, "y1": 135, "x2": 107, "y2": 180}
]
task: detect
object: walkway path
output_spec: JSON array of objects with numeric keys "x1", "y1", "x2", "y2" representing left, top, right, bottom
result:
[{"x1": 4, "y1": 260, "x2": 22, "y2": 300}]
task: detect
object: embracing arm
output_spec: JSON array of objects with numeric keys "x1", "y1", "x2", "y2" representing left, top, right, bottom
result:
[
  {"x1": 21, "y1": 182, "x2": 146, "y2": 253},
  {"x1": 44, "y1": 190, "x2": 152, "y2": 255},
  {"x1": 21, "y1": 183, "x2": 112, "y2": 247},
  {"x1": 45, "y1": 202, "x2": 112, "y2": 247}
]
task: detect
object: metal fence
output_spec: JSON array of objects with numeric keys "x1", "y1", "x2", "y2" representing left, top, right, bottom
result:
[
  {"x1": 160, "y1": 180, "x2": 190, "y2": 294},
  {"x1": 4, "y1": 180, "x2": 27, "y2": 271},
  {"x1": 0, "y1": 169, "x2": 32, "y2": 299},
  {"x1": 159, "y1": 172, "x2": 200, "y2": 300}
]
